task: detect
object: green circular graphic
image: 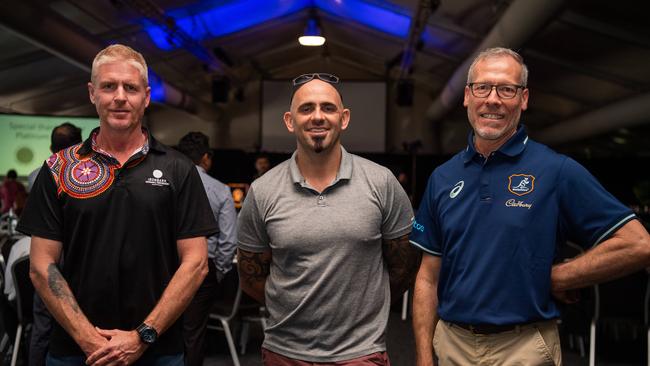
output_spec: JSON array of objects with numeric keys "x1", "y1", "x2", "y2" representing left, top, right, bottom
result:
[{"x1": 16, "y1": 146, "x2": 34, "y2": 164}]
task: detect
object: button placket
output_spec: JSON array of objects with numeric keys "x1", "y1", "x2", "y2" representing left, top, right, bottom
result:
[{"x1": 317, "y1": 194, "x2": 326, "y2": 206}]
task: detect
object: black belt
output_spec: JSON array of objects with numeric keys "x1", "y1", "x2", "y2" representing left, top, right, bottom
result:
[{"x1": 450, "y1": 322, "x2": 527, "y2": 335}]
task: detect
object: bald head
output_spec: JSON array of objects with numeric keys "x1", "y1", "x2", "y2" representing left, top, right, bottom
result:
[
  {"x1": 290, "y1": 76, "x2": 343, "y2": 106},
  {"x1": 290, "y1": 79, "x2": 344, "y2": 112}
]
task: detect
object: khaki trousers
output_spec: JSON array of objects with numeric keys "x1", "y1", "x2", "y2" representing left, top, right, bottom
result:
[{"x1": 433, "y1": 319, "x2": 562, "y2": 366}]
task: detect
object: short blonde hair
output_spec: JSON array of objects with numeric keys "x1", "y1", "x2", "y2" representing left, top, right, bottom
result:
[{"x1": 91, "y1": 44, "x2": 148, "y2": 85}]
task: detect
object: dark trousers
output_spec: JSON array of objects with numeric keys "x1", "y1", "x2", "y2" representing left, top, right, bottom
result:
[
  {"x1": 182, "y1": 260, "x2": 222, "y2": 366},
  {"x1": 30, "y1": 293, "x2": 53, "y2": 366},
  {"x1": 45, "y1": 353, "x2": 183, "y2": 366}
]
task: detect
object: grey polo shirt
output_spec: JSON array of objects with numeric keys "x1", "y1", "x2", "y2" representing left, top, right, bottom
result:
[{"x1": 237, "y1": 146, "x2": 413, "y2": 362}]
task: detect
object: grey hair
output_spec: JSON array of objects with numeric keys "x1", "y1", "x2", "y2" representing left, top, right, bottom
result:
[{"x1": 466, "y1": 47, "x2": 528, "y2": 87}]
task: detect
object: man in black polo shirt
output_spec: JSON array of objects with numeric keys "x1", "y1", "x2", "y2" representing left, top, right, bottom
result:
[{"x1": 18, "y1": 44, "x2": 217, "y2": 365}]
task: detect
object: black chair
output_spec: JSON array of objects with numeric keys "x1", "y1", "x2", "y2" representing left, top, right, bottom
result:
[
  {"x1": 10, "y1": 256, "x2": 34, "y2": 366},
  {"x1": 596, "y1": 270, "x2": 648, "y2": 365},
  {"x1": 0, "y1": 260, "x2": 10, "y2": 360}
]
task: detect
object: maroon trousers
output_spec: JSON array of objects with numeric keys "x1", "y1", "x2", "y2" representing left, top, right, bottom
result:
[{"x1": 262, "y1": 348, "x2": 391, "y2": 366}]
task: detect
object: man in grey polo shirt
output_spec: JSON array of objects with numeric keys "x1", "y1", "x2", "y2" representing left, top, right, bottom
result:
[{"x1": 237, "y1": 73, "x2": 421, "y2": 365}]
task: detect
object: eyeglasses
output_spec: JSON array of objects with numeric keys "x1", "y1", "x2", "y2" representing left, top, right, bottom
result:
[
  {"x1": 292, "y1": 73, "x2": 340, "y2": 87},
  {"x1": 467, "y1": 83, "x2": 525, "y2": 99}
]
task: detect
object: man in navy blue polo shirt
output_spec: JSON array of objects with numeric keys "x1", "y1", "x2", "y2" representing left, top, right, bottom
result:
[
  {"x1": 411, "y1": 47, "x2": 650, "y2": 365},
  {"x1": 18, "y1": 44, "x2": 216, "y2": 365}
]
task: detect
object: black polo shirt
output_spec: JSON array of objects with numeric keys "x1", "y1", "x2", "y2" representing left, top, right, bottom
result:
[{"x1": 18, "y1": 128, "x2": 217, "y2": 357}]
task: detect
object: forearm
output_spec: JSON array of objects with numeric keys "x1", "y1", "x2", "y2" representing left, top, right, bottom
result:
[
  {"x1": 30, "y1": 261, "x2": 104, "y2": 354},
  {"x1": 237, "y1": 249, "x2": 271, "y2": 304},
  {"x1": 143, "y1": 245, "x2": 208, "y2": 334},
  {"x1": 240, "y1": 276, "x2": 266, "y2": 304},
  {"x1": 382, "y1": 234, "x2": 422, "y2": 302},
  {"x1": 412, "y1": 274, "x2": 439, "y2": 366},
  {"x1": 552, "y1": 220, "x2": 650, "y2": 291},
  {"x1": 412, "y1": 255, "x2": 442, "y2": 366}
]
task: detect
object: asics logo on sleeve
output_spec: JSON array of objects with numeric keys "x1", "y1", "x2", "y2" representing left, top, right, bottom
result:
[
  {"x1": 450, "y1": 180, "x2": 464, "y2": 198},
  {"x1": 412, "y1": 220, "x2": 425, "y2": 232}
]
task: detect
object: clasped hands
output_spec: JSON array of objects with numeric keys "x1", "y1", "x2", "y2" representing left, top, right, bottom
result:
[{"x1": 84, "y1": 327, "x2": 148, "y2": 366}]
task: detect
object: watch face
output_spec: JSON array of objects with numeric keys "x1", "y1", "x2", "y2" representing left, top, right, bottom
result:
[
  {"x1": 138, "y1": 324, "x2": 157, "y2": 344},
  {"x1": 142, "y1": 329, "x2": 156, "y2": 343}
]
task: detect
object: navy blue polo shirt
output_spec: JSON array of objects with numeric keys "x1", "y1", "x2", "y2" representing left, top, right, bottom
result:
[
  {"x1": 410, "y1": 126, "x2": 635, "y2": 325},
  {"x1": 18, "y1": 128, "x2": 217, "y2": 356}
]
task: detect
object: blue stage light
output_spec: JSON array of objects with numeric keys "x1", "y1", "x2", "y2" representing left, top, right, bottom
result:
[
  {"x1": 148, "y1": 71, "x2": 165, "y2": 102},
  {"x1": 315, "y1": 0, "x2": 410, "y2": 38},
  {"x1": 143, "y1": 0, "x2": 310, "y2": 50},
  {"x1": 142, "y1": 0, "x2": 438, "y2": 51}
]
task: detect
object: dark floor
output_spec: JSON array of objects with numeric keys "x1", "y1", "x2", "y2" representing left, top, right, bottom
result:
[{"x1": 203, "y1": 309, "x2": 647, "y2": 366}]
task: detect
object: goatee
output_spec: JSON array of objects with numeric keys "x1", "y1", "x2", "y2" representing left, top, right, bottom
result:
[{"x1": 313, "y1": 137, "x2": 324, "y2": 153}]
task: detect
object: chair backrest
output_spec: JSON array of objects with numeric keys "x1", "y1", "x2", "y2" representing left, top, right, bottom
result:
[
  {"x1": 0, "y1": 262, "x2": 4, "y2": 295},
  {"x1": 11, "y1": 256, "x2": 34, "y2": 324},
  {"x1": 210, "y1": 270, "x2": 242, "y2": 322},
  {"x1": 1, "y1": 235, "x2": 12, "y2": 271}
]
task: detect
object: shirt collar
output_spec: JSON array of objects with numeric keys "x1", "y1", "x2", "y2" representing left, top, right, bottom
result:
[
  {"x1": 78, "y1": 126, "x2": 164, "y2": 157},
  {"x1": 462, "y1": 124, "x2": 529, "y2": 163},
  {"x1": 289, "y1": 145, "x2": 353, "y2": 186}
]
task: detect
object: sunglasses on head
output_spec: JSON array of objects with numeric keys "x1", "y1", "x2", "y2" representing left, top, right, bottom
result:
[{"x1": 292, "y1": 73, "x2": 340, "y2": 86}]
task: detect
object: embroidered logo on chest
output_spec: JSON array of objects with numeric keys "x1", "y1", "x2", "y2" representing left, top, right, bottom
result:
[
  {"x1": 449, "y1": 180, "x2": 464, "y2": 198},
  {"x1": 508, "y1": 174, "x2": 535, "y2": 196},
  {"x1": 145, "y1": 169, "x2": 169, "y2": 186}
]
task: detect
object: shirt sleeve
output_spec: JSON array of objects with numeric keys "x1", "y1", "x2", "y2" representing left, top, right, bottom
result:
[
  {"x1": 409, "y1": 173, "x2": 442, "y2": 256},
  {"x1": 237, "y1": 186, "x2": 271, "y2": 252},
  {"x1": 214, "y1": 185, "x2": 237, "y2": 274},
  {"x1": 558, "y1": 157, "x2": 636, "y2": 249},
  {"x1": 175, "y1": 163, "x2": 219, "y2": 240},
  {"x1": 380, "y1": 170, "x2": 414, "y2": 240},
  {"x1": 16, "y1": 163, "x2": 63, "y2": 241}
]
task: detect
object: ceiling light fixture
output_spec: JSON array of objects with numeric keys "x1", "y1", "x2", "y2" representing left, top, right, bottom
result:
[{"x1": 299, "y1": 18, "x2": 325, "y2": 46}]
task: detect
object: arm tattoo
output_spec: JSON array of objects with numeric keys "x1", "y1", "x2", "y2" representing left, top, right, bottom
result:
[
  {"x1": 47, "y1": 263, "x2": 80, "y2": 313},
  {"x1": 237, "y1": 250, "x2": 271, "y2": 288},
  {"x1": 383, "y1": 234, "x2": 422, "y2": 302}
]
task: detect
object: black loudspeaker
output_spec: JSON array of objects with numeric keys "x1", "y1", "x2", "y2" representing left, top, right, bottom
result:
[
  {"x1": 397, "y1": 79, "x2": 414, "y2": 106},
  {"x1": 212, "y1": 78, "x2": 230, "y2": 103}
]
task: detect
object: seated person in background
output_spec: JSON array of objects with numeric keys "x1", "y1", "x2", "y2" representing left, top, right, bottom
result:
[
  {"x1": 252, "y1": 154, "x2": 271, "y2": 181},
  {"x1": 176, "y1": 132, "x2": 237, "y2": 366},
  {"x1": 1, "y1": 169, "x2": 26, "y2": 215}
]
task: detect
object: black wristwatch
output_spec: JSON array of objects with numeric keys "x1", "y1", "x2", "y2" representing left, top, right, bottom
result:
[{"x1": 136, "y1": 323, "x2": 158, "y2": 345}]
